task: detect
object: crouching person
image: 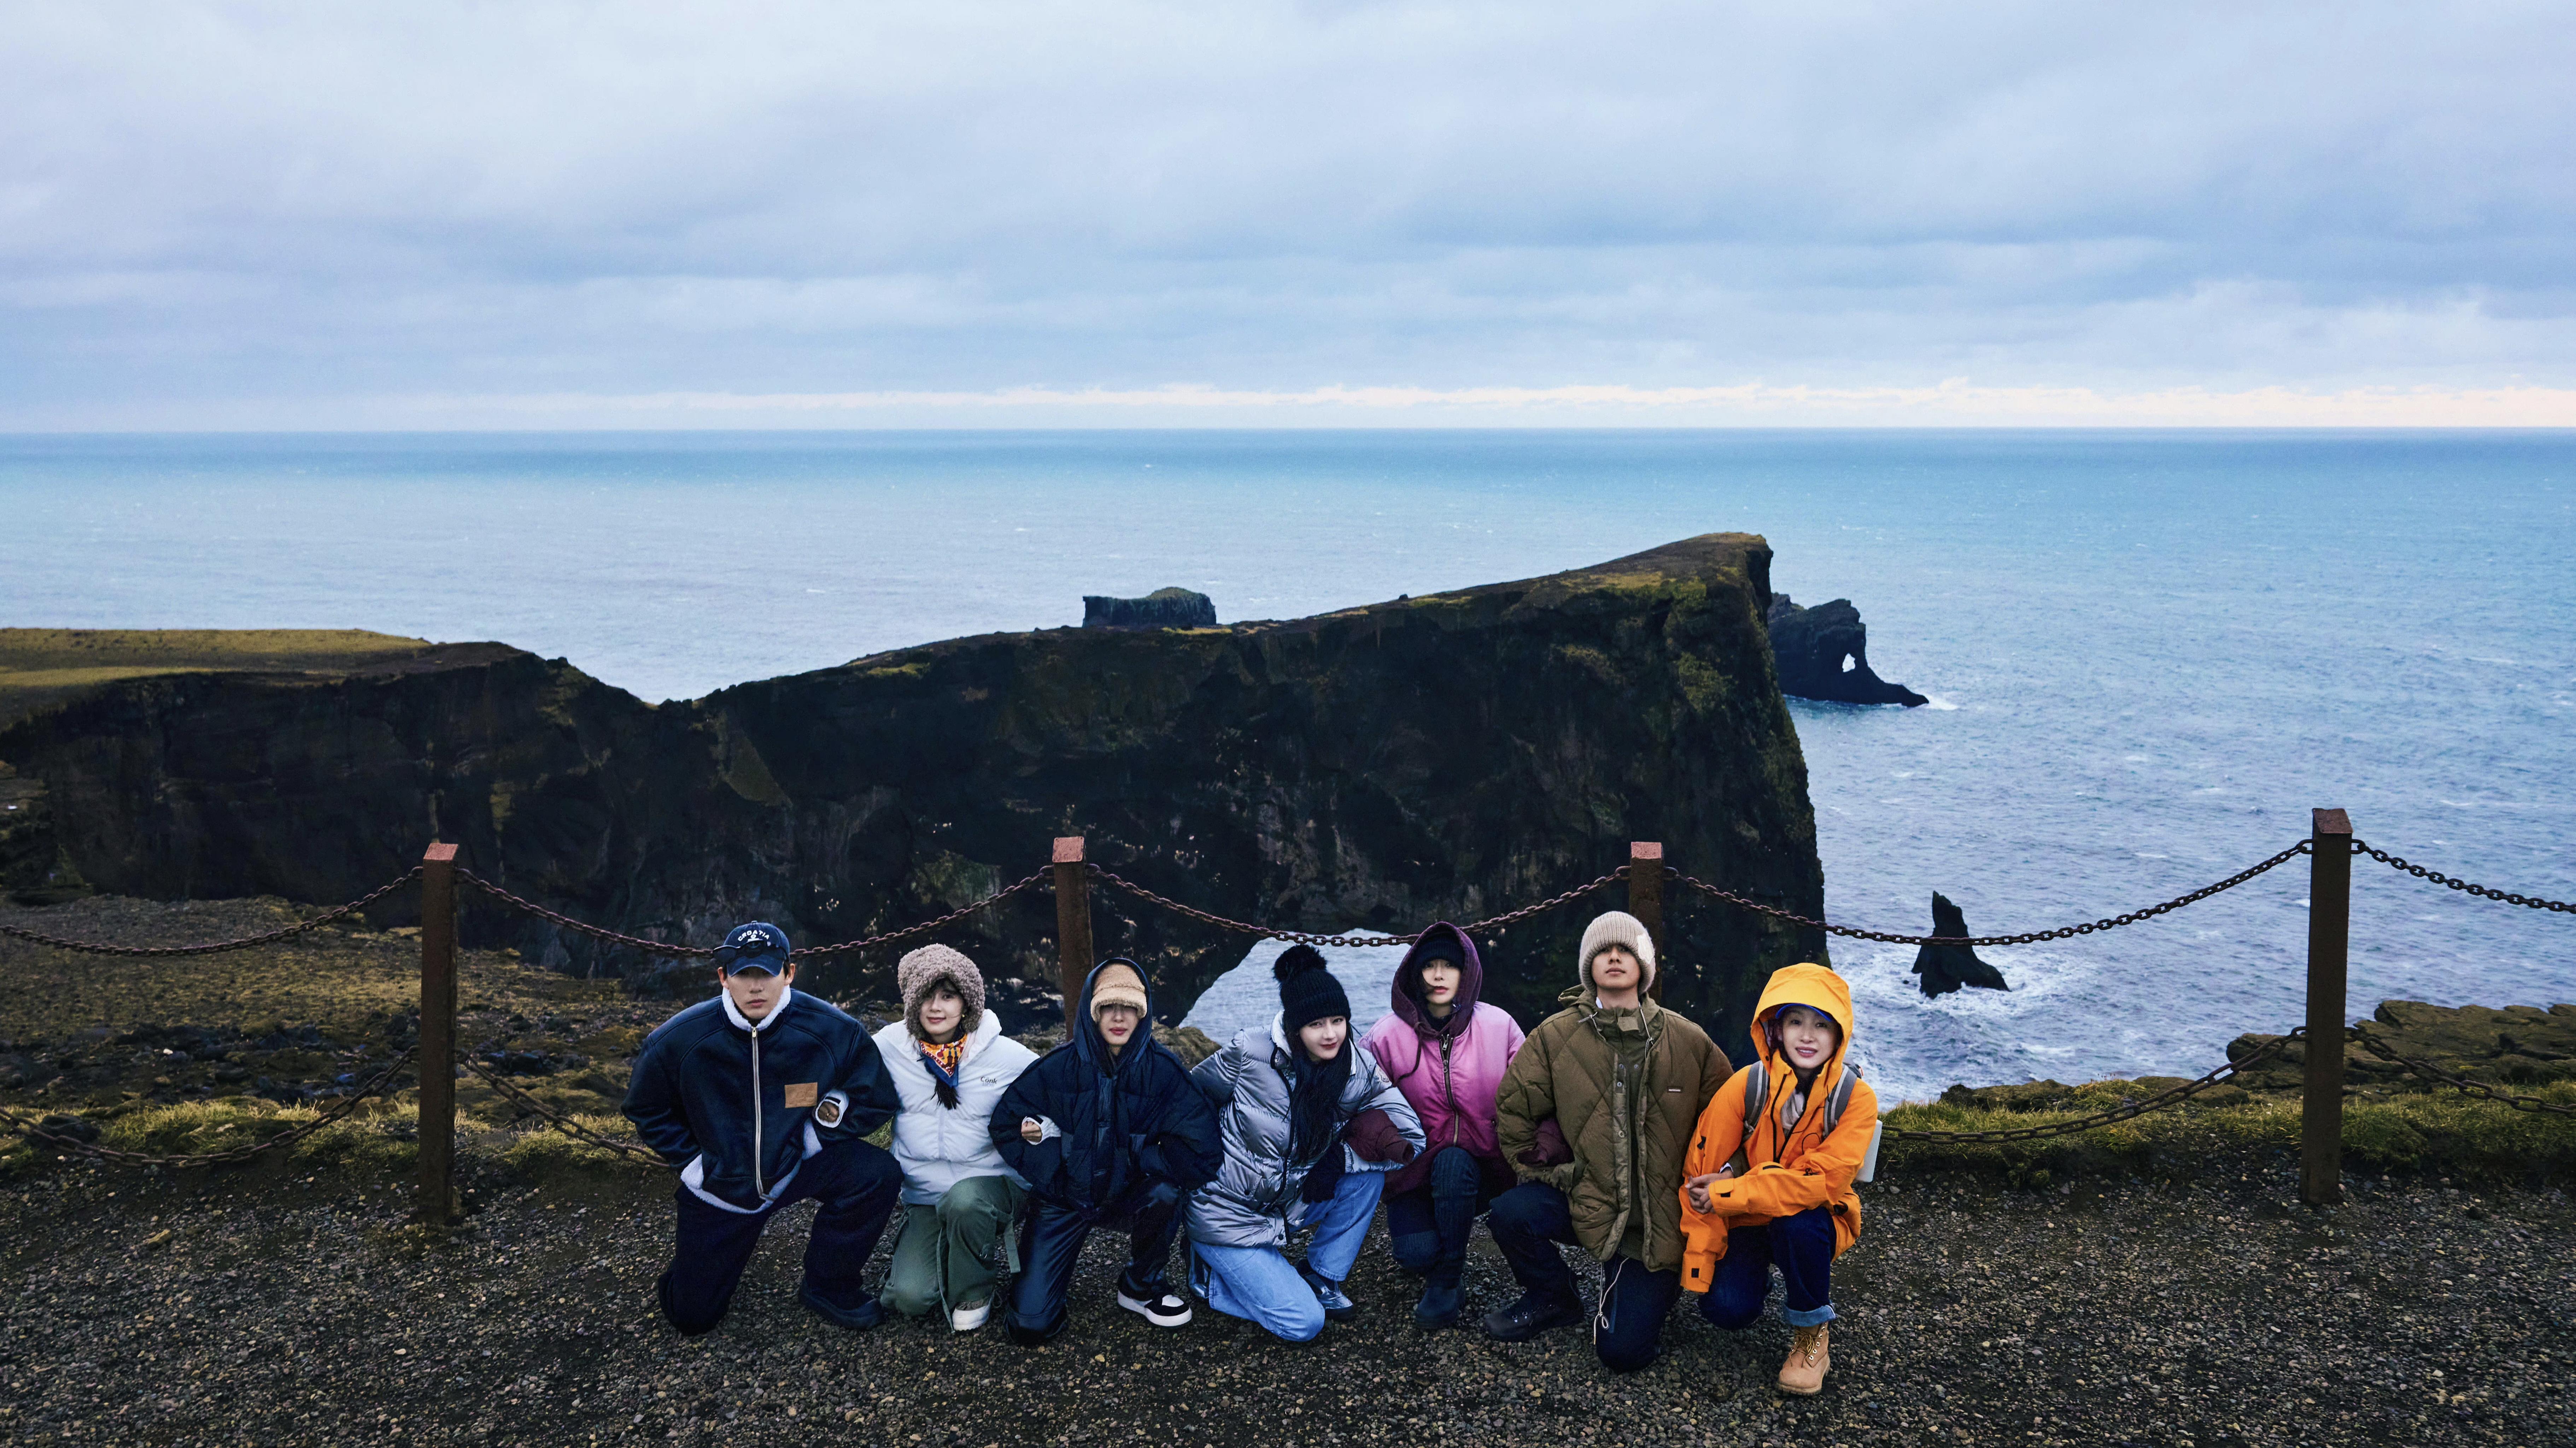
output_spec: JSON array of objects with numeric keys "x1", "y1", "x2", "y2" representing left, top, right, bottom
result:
[
  {"x1": 1363, "y1": 922, "x2": 1524, "y2": 1328},
  {"x1": 991, "y1": 959, "x2": 1220, "y2": 1345},
  {"x1": 1679, "y1": 963, "x2": 1877, "y2": 1396},
  {"x1": 623, "y1": 922, "x2": 903, "y2": 1336},
  {"x1": 1188, "y1": 948, "x2": 1425, "y2": 1342},
  {"x1": 1485, "y1": 911, "x2": 1733, "y2": 1372},
  {"x1": 874, "y1": 944, "x2": 1039, "y2": 1332}
]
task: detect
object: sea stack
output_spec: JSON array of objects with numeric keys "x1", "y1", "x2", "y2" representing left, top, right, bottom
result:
[
  {"x1": 1082, "y1": 588, "x2": 1217, "y2": 630},
  {"x1": 1767, "y1": 594, "x2": 1927, "y2": 706}
]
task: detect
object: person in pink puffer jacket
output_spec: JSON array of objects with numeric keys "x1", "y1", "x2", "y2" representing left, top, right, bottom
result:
[{"x1": 1362, "y1": 920, "x2": 1526, "y2": 1328}]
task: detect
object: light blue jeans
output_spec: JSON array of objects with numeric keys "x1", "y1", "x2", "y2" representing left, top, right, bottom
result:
[{"x1": 1191, "y1": 1170, "x2": 1385, "y2": 1342}]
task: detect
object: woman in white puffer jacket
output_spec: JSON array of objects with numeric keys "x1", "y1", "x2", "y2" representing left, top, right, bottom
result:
[{"x1": 872, "y1": 944, "x2": 1038, "y2": 1332}]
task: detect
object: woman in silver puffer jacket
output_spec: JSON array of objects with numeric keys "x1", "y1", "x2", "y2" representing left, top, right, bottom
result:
[{"x1": 1186, "y1": 948, "x2": 1424, "y2": 1341}]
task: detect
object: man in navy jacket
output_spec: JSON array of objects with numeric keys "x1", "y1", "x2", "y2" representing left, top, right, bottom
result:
[
  {"x1": 990, "y1": 958, "x2": 1220, "y2": 1344},
  {"x1": 624, "y1": 922, "x2": 903, "y2": 1335}
]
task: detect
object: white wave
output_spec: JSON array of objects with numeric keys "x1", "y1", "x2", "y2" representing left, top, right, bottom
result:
[{"x1": 1919, "y1": 695, "x2": 1961, "y2": 711}]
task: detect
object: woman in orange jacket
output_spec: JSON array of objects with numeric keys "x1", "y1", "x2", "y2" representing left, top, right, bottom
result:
[{"x1": 1676, "y1": 963, "x2": 1877, "y2": 1396}]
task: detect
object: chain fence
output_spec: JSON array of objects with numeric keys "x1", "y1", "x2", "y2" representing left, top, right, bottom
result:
[
  {"x1": 461, "y1": 1056, "x2": 676, "y2": 1167},
  {"x1": 1671, "y1": 840, "x2": 2316, "y2": 948},
  {"x1": 0, "y1": 1047, "x2": 418, "y2": 1167},
  {"x1": 2355, "y1": 842, "x2": 2576, "y2": 915},
  {"x1": 454, "y1": 867, "x2": 1050, "y2": 959},
  {"x1": 1883, "y1": 1029, "x2": 2305, "y2": 1144},
  {"x1": 1085, "y1": 863, "x2": 1631, "y2": 948},
  {"x1": 2353, "y1": 1024, "x2": 2576, "y2": 1117},
  {"x1": 0, "y1": 868, "x2": 423, "y2": 956}
]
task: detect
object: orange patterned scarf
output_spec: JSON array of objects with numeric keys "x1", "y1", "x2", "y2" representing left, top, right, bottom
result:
[{"x1": 921, "y1": 1038, "x2": 967, "y2": 1075}]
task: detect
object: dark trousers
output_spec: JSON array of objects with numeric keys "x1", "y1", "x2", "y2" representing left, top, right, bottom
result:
[
  {"x1": 1488, "y1": 1180, "x2": 1685, "y2": 1373},
  {"x1": 1386, "y1": 1146, "x2": 1495, "y2": 1279},
  {"x1": 1007, "y1": 1180, "x2": 1183, "y2": 1341},
  {"x1": 657, "y1": 1140, "x2": 901, "y2": 1336},
  {"x1": 1699, "y1": 1205, "x2": 1839, "y2": 1329}
]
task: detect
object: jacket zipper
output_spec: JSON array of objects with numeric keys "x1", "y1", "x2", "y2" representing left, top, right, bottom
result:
[
  {"x1": 1440, "y1": 1036, "x2": 1460, "y2": 1148},
  {"x1": 751, "y1": 1028, "x2": 765, "y2": 1197}
]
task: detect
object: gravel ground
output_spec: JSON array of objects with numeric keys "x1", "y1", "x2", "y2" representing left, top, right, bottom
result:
[{"x1": 1, "y1": 1156, "x2": 2569, "y2": 1448}]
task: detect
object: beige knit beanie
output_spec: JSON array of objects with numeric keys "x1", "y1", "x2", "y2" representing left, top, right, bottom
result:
[
  {"x1": 1577, "y1": 911, "x2": 1657, "y2": 992},
  {"x1": 896, "y1": 944, "x2": 985, "y2": 1039}
]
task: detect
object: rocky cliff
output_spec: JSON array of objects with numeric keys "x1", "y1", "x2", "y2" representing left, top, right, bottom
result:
[{"x1": 0, "y1": 534, "x2": 1827, "y2": 1039}]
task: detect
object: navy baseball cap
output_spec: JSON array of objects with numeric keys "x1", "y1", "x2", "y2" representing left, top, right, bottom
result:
[{"x1": 714, "y1": 921, "x2": 791, "y2": 975}]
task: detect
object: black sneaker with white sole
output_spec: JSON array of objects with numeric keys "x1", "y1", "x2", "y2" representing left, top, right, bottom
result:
[{"x1": 1116, "y1": 1281, "x2": 1194, "y2": 1328}]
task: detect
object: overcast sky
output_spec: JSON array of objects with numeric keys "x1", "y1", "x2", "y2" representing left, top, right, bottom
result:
[{"x1": 5, "y1": 1, "x2": 2572, "y2": 428}]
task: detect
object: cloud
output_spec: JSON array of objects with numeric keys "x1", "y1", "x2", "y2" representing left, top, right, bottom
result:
[{"x1": 2, "y1": 1, "x2": 2571, "y2": 427}]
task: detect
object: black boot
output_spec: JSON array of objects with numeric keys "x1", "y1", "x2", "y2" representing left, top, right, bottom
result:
[
  {"x1": 1413, "y1": 1262, "x2": 1463, "y2": 1330},
  {"x1": 1480, "y1": 1288, "x2": 1583, "y2": 1341}
]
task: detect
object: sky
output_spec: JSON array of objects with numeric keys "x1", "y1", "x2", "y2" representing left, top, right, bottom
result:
[{"x1": 4, "y1": 1, "x2": 2573, "y2": 429}]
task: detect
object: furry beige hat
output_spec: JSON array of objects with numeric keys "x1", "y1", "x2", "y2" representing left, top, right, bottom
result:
[
  {"x1": 1089, "y1": 960, "x2": 1149, "y2": 1019},
  {"x1": 896, "y1": 944, "x2": 985, "y2": 1039},
  {"x1": 1578, "y1": 911, "x2": 1657, "y2": 992}
]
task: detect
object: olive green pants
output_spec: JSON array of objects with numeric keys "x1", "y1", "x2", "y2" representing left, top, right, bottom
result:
[{"x1": 878, "y1": 1175, "x2": 1025, "y2": 1317}]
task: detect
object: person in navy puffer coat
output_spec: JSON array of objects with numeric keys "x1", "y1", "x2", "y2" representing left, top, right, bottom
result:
[
  {"x1": 623, "y1": 922, "x2": 903, "y2": 1336},
  {"x1": 989, "y1": 958, "x2": 1220, "y2": 1345}
]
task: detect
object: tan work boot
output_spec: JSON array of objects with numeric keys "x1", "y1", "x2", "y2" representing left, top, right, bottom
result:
[{"x1": 1776, "y1": 1324, "x2": 1831, "y2": 1395}]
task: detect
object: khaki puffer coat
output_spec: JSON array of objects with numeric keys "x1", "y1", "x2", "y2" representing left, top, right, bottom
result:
[{"x1": 1494, "y1": 986, "x2": 1733, "y2": 1272}]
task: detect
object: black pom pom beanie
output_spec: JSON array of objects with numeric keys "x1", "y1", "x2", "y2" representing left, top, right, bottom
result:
[{"x1": 1274, "y1": 945, "x2": 1353, "y2": 1031}]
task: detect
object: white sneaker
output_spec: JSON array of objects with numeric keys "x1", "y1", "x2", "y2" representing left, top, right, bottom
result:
[
  {"x1": 1117, "y1": 1285, "x2": 1193, "y2": 1328},
  {"x1": 948, "y1": 1299, "x2": 992, "y2": 1333}
]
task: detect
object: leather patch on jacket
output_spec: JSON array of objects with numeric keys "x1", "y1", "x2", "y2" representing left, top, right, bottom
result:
[{"x1": 784, "y1": 1082, "x2": 819, "y2": 1109}]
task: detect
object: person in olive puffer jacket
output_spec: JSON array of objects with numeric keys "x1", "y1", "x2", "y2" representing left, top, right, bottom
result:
[
  {"x1": 1362, "y1": 922, "x2": 1525, "y2": 1328},
  {"x1": 623, "y1": 922, "x2": 904, "y2": 1336},
  {"x1": 1483, "y1": 911, "x2": 1732, "y2": 1372}
]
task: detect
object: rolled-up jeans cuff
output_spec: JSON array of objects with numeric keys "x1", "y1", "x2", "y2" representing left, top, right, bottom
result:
[{"x1": 1783, "y1": 1302, "x2": 1837, "y2": 1328}]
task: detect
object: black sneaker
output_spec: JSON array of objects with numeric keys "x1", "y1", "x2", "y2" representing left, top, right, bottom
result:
[
  {"x1": 797, "y1": 1283, "x2": 884, "y2": 1332},
  {"x1": 1480, "y1": 1290, "x2": 1582, "y2": 1341},
  {"x1": 1300, "y1": 1268, "x2": 1357, "y2": 1323},
  {"x1": 1117, "y1": 1283, "x2": 1193, "y2": 1328}
]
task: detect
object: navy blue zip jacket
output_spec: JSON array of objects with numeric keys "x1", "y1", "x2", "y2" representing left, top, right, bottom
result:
[
  {"x1": 989, "y1": 960, "x2": 1220, "y2": 1219},
  {"x1": 623, "y1": 988, "x2": 900, "y2": 1210}
]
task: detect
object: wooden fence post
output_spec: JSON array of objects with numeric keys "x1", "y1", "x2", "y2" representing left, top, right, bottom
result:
[
  {"x1": 1052, "y1": 837, "x2": 1094, "y2": 1032},
  {"x1": 416, "y1": 842, "x2": 459, "y2": 1224},
  {"x1": 2301, "y1": 808, "x2": 2354, "y2": 1206},
  {"x1": 1628, "y1": 841, "x2": 1665, "y2": 1000}
]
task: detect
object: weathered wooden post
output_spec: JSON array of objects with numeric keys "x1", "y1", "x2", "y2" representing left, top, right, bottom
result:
[
  {"x1": 2301, "y1": 808, "x2": 2354, "y2": 1206},
  {"x1": 1628, "y1": 841, "x2": 1665, "y2": 1000},
  {"x1": 1052, "y1": 837, "x2": 1094, "y2": 1031},
  {"x1": 416, "y1": 841, "x2": 459, "y2": 1224}
]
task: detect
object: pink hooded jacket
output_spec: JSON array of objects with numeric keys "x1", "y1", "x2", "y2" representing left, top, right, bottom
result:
[{"x1": 1363, "y1": 921, "x2": 1526, "y2": 1196}]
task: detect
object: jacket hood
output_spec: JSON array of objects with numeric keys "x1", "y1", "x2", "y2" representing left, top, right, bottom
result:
[
  {"x1": 1389, "y1": 922, "x2": 1483, "y2": 1038},
  {"x1": 1075, "y1": 957, "x2": 1156, "y2": 1076},
  {"x1": 1751, "y1": 962, "x2": 1855, "y2": 1097}
]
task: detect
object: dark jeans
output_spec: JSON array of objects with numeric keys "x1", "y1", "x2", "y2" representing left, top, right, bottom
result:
[
  {"x1": 1007, "y1": 1180, "x2": 1184, "y2": 1342},
  {"x1": 656, "y1": 1140, "x2": 901, "y2": 1336},
  {"x1": 1487, "y1": 1181, "x2": 1685, "y2": 1373},
  {"x1": 1386, "y1": 1146, "x2": 1496, "y2": 1277},
  {"x1": 1700, "y1": 1205, "x2": 1839, "y2": 1329}
]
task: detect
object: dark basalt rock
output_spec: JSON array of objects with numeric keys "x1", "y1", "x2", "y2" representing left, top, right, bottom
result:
[
  {"x1": 1911, "y1": 892, "x2": 2009, "y2": 997},
  {"x1": 1083, "y1": 588, "x2": 1217, "y2": 630},
  {"x1": 0, "y1": 534, "x2": 1827, "y2": 1039},
  {"x1": 1766, "y1": 594, "x2": 1926, "y2": 707}
]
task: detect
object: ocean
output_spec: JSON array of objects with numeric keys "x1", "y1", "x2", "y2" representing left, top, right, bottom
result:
[{"x1": 5, "y1": 430, "x2": 2571, "y2": 1101}]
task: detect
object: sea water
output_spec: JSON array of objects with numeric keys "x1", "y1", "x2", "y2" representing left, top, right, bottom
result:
[{"x1": 4, "y1": 430, "x2": 2571, "y2": 1100}]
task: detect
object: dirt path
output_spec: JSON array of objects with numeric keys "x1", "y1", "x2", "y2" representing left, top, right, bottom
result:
[{"x1": 1, "y1": 1152, "x2": 2568, "y2": 1448}]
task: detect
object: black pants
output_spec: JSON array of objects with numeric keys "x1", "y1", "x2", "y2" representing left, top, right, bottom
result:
[
  {"x1": 1007, "y1": 1180, "x2": 1183, "y2": 1341},
  {"x1": 656, "y1": 1140, "x2": 901, "y2": 1336},
  {"x1": 1487, "y1": 1180, "x2": 1685, "y2": 1373},
  {"x1": 1385, "y1": 1145, "x2": 1497, "y2": 1278}
]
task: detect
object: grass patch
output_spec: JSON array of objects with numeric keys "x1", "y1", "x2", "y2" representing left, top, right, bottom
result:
[{"x1": 1884, "y1": 1081, "x2": 2576, "y2": 1189}]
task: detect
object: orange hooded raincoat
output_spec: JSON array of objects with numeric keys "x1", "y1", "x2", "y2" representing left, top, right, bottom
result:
[{"x1": 1676, "y1": 963, "x2": 1877, "y2": 1290}]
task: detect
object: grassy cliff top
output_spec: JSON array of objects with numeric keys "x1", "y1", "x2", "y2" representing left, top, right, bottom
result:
[{"x1": 0, "y1": 629, "x2": 444, "y2": 728}]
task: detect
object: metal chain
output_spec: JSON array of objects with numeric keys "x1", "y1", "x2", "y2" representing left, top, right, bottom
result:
[
  {"x1": 2352, "y1": 1024, "x2": 2576, "y2": 1116},
  {"x1": 453, "y1": 868, "x2": 1050, "y2": 958},
  {"x1": 1083, "y1": 864, "x2": 1631, "y2": 948},
  {"x1": 0, "y1": 1047, "x2": 419, "y2": 1167},
  {"x1": 1671, "y1": 840, "x2": 2314, "y2": 947},
  {"x1": 0, "y1": 869, "x2": 424, "y2": 957},
  {"x1": 1885, "y1": 1030, "x2": 2300, "y2": 1143},
  {"x1": 2355, "y1": 841, "x2": 2575, "y2": 915},
  {"x1": 461, "y1": 1057, "x2": 675, "y2": 1167}
]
